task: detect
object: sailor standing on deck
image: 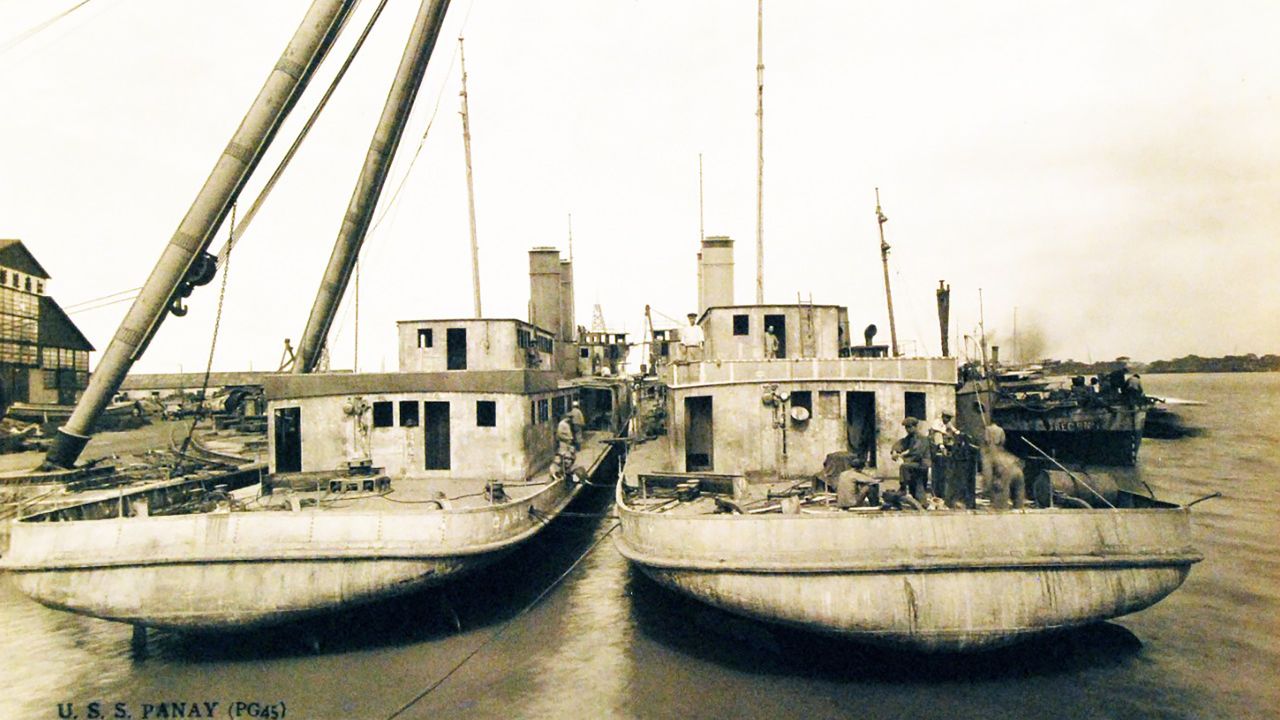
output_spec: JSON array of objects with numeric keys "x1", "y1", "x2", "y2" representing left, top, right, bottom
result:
[
  {"x1": 764, "y1": 325, "x2": 780, "y2": 359},
  {"x1": 555, "y1": 413, "x2": 577, "y2": 481},
  {"x1": 568, "y1": 399, "x2": 586, "y2": 449},
  {"x1": 929, "y1": 410, "x2": 961, "y2": 507}
]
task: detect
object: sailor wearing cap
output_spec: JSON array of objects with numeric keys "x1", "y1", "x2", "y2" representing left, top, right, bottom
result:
[
  {"x1": 568, "y1": 399, "x2": 585, "y2": 449},
  {"x1": 891, "y1": 416, "x2": 929, "y2": 503}
]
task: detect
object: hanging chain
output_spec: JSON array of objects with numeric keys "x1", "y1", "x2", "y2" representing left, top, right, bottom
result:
[{"x1": 180, "y1": 203, "x2": 235, "y2": 456}]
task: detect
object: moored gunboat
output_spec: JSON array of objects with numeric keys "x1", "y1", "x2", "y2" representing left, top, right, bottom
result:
[
  {"x1": 614, "y1": 241, "x2": 1202, "y2": 652},
  {"x1": 2, "y1": 0, "x2": 630, "y2": 633},
  {"x1": 3, "y1": 246, "x2": 626, "y2": 630}
]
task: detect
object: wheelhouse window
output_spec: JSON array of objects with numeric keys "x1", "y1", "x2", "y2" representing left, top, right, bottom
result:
[
  {"x1": 417, "y1": 329, "x2": 433, "y2": 348},
  {"x1": 732, "y1": 314, "x2": 750, "y2": 336}
]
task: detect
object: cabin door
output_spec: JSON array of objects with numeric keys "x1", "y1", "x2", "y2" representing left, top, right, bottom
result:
[
  {"x1": 846, "y1": 391, "x2": 877, "y2": 468},
  {"x1": 447, "y1": 328, "x2": 467, "y2": 370},
  {"x1": 273, "y1": 406, "x2": 302, "y2": 473},
  {"x1": 424, "y1": 401, "x2": 451, "y2": 470},
  {"x1": 763, "y1": 314, "x2": 786, "y2": 358},
  {"x1": 685, "y1": 396, "x2": 713, "y2": 471}
]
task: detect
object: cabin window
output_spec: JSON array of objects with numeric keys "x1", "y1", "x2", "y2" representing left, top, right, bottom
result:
[
  {"x1": 790, "y1": 390, "x2": 812, "y2": 423},
  {"x1": 476, "y1": 400, "x2": 496, "y2": 427},
  {"x1": 905, "y1": 391, "x2": 926, "y2": 421},
  {"x1": 538, "y1": 399, "x2": 549, "y2": 423},
  {"x1": 417, "y1": 329, "x2": 433, "y2": 348},
  {"x1": 372, "y1": 401, "x2": 393, "y2": 427},
  {"x1": 732, "y1": 314, "x2": 749, "y2": 335},
  {"x1": 580, "y1": 347, "x2": 589, "y2": 358},
  {"x1": 398, "y1": 400, "x2": 419, "y2": 427},
  {"x1": 819, "y1": 391, "x2": 840, "y2": 419}
]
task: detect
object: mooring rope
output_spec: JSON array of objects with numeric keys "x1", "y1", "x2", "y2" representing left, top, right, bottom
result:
[{"x1": 385, "y1": 521, "x2": 620, "y2": 719}]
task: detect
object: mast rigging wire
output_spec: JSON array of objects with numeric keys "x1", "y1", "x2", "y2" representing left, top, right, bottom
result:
[
  {"x1": 325, "y1": 0, "x2": 476, "y2": 350},
  {"x1": 61, "y1": 0, "x2": 385, "y2": 318},
  {"x1": 212, "y1": 0, "x2": 389, "y2": 266},
  {"x1": 0, "y1": 0, "x2": 95, "y2": 58},
  {"x1": 180, "y1": 203, "x2": 236, "y2": 455}
]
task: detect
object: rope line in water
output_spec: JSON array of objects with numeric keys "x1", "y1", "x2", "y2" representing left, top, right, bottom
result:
[{"x1": 385, "y1": 521, "x2": 621, "y2": 719}]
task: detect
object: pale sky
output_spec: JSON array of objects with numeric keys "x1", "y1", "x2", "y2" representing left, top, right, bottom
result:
[{"x1": 1, "y1": 0, "x2": 1277, "y2": 374}]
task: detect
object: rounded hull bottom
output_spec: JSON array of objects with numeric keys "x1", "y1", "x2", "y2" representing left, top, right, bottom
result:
[
  {"x1": 634, "y1": 563, "x2": 1192, "y2": 652},
  {"x1": 8, "y1": 551, "x2": 511, "y2": 631}
]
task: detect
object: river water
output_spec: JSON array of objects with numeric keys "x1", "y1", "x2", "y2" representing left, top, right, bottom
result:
[{"x1": 1, "y1": 372, "x2": 1276, "y2": 719}]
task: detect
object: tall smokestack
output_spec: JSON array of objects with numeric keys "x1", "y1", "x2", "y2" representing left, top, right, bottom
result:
[
  {"x1": 528, "y1": 247, "x2": 561, "y2": 344},
  {"x1": 698, "y1": 235, "x2": 734, "y2": 313},
  {"x1": 936, "y1": 280, "x2": 950, "y2": 357},
  {"x1": 559, "y1": 258, "x2": 577, "y2": 378}
]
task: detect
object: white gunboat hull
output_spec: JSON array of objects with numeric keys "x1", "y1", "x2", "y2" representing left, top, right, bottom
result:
[
  {"x1": 616, "y1": 490, "x2": 1200, "y2": 652},
  {"x1": 3, "y1": 479, "x2": 581, "y2": 631}
]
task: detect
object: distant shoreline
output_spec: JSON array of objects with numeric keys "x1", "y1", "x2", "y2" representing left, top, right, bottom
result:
[
  {"x1": 1041, "y1": 356, "x2": 1280, "y2": 376},
  {"x1": 1143, "y1": 368, "x2": 1280, "y2": 374}
]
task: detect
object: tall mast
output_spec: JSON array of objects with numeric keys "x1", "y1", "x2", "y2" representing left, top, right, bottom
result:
[
  {"x1": 876, "y1": 187, "x2": 899, "y2": 357},
  {"x1": 754, "y1": 0, "x2": 765, "y2": 304},
  {"x1": 294, "y1": 0, "x2": 452, "y2": 373},
  {"x1": 44, "y1": 0, "x2": 359, "y2": 469},
  {"x1": 1013, "y1": 305, "x2": 1020, "y2": 364},
  {"x1": 459, "y1": 35, "x2": 482, "y2": 318},
  {"x1": 698, "y1": 152, "x2": 705, "y2": 243},
  {"x1": 979, "y1": 287, "x2": 989, "y2": 370},
  {"x1": 353, "y1": 259, "x2": 359, "y2": 371}
]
